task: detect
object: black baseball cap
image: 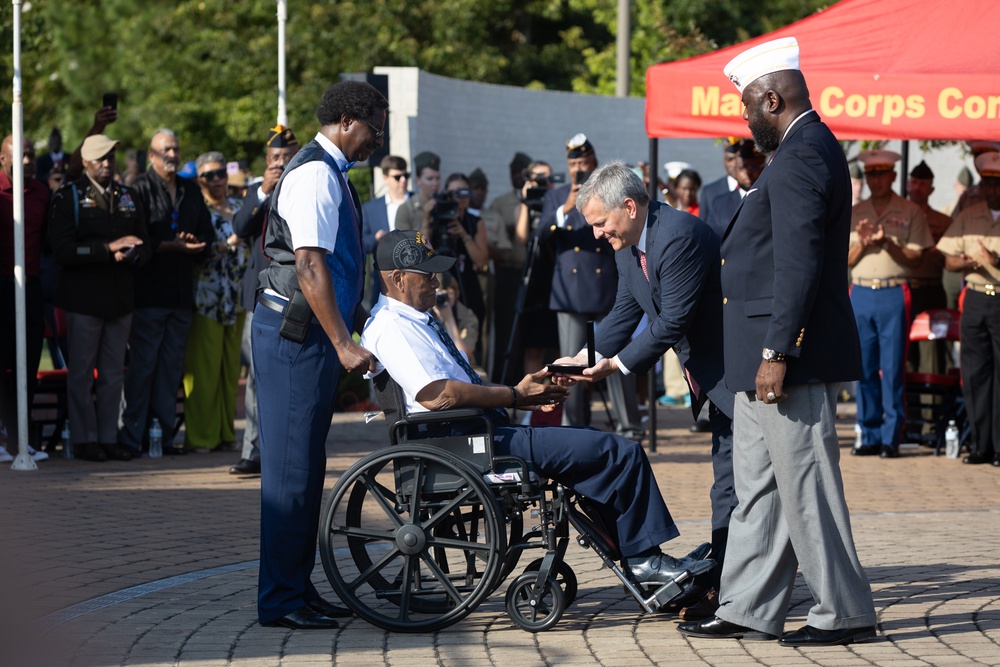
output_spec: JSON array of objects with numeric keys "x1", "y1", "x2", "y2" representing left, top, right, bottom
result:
[{"x1": 375, "y1": 230, "x2": 456, "y2": 274}]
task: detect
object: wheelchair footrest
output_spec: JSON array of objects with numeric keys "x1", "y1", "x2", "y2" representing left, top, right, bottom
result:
[{"x1": 645, "y1": 580, "x2": 684, "y2": 610}]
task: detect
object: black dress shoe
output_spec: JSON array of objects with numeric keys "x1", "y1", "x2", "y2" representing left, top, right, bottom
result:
[
  {"x1": 779, "y1": 624, "x2": 876, "y2": 647},
  {"x1": 851, "y1": 445, "x2": 880, "y2": 456},
  {"x1": 629, "y1": 552, "x2": 714, "y2": 587},
  {"x1": 229, "y1": 458, "x2": 262, "y2": 475},
  {"x1": 77, "y1": 443, "x2": 107, "y2": 462},
  {"x1": 689, "y1": 419, "x2": 711, "y2": 433},
  {"x1": 101, "y1": 443, "x2": 134, "y2": 461},
  {"x1": 262, "y1": 606, "x2": 338, "y2": 629},
  {"x1": 306, "y1": 597, "x2": 353, "y2": 618},
  {"x1": 678, "y1": 616, "x2": 777, "y2": 641},
  {"x1": 680, "y1": 588, "x2": 720, "y2": 621},
  {"x1": 963, "y1": 452, "x2": 993, "y2": 465},
  {"x1": 879, "y1": 445, "x2": 899, "y2": 459}
]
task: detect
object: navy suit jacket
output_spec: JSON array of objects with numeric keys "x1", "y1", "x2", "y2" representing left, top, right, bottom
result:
[
  {"x1": 720, "y1": 112, "x2": 861, "y2": 392},
  {"x1": 705, "y1": 188, "x2": 741, "y2": 240},
  {"x1": 595, "y1": 200, "x2": 733, "y2": 419},
  {"x1": 537, "y1": 183, "x2": 617, "y2": 315},
  {"x1": 698, "y1": 175, "x2": 733, "y2": 225},
  {"x1": 232, "y1": 185, "x2": 269, "y2": 312},
  {"x1": 361, "y1": 195, "x2": 390, "y2": 255}
]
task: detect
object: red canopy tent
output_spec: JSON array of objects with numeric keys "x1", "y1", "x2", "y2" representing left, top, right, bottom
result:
[{"x1": 645, "y1": 0, "x2": 1000, "y2": 141}]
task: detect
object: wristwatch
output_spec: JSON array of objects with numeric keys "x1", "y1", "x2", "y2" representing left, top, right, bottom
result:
[{"x1": 762, "y1": 348, "x2": 786, "y2": 362}]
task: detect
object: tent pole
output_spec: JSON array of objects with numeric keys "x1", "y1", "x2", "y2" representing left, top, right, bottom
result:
[
  {"x1": 10, "y1": 0, "x2": 36, "y2": 471},
  {"x1": 900, "y1": 139, "x2": 910, "y2": 198},
  {"x1": 276, "y1": 0, "x2": 288, "y2": 126},
  {"x1": 647, "y1": 137, "x2": 658, "y2": 452}
]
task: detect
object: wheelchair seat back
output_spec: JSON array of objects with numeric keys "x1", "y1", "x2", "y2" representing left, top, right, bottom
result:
[{"x1": 372, "y1": 370, "x2": 499, "y2": 495}]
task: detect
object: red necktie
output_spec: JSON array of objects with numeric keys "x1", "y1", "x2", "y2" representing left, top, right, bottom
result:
[{"x1": 638, "y1": 249, "x2": 649, "y2": 281}]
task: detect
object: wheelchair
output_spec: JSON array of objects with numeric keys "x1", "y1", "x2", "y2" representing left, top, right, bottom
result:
[{"x1": 318, "y1": 372, "x2": 704, "y2": 633}]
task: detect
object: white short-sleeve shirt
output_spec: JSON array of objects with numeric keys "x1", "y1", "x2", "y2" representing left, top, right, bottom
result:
[
  {"x1": 275, "y1": 132, "x2": 351, "y2": 253},
  {"x1": 361, "y1": 293, "x2": 474, "y2": 414}
]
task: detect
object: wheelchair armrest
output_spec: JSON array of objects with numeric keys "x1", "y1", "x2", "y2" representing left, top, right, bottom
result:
[
  {"x1": 401, "y1": 408, "x2": 487, "y2": 424},
  {"x1": 389, "y1": 408, "x2": 495, "y2": 445}
]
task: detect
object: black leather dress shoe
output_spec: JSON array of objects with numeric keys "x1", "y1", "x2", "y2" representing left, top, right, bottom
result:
[
  {"x1": 229, "y1": 458, "x2": 262, "y2": 475},
  {"x1": 677, "y1": 616, "x2": 777, "y2": 641},
  {"x1": 879, "y1": 445, "x2": 899, "y2": 459},
  {"x1": 629, "y1": 552, "x2": 714, "y2": 587},
  {"x1": 77, "y1": 443, "x2": 106, "y2": 462},
  {"x1": 963, "y1": 452, "x2": 993, "y2": 464},
  {"x1": 306, "y1": 597, "x2": 353, "y2": 618},
  {"x1": 101, "y1": 443, "x2": 134, "y2": 461},
  {"x1": 262, "y1": 606, "x2": 338, "y2": 629},
  {"x1": 851, "y1": 445, "x2": 880, "y2": 456},
  {"x1": 680, "y1": 588, "x2": 720, "y2": 621},
  {"x1": 682, "y1": 542, "x2": 712, "y2": 563},
  {"x1": 779, "y1": 624, "x2": 876, "y2": 647},
  {"x1": 689, "y1": 419, "x2": 711, "y2": 433}
]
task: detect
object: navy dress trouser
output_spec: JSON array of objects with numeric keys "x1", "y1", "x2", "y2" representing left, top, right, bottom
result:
[
  {"x1": 492, "y1": 424, "x2": 679, "y2": 557},
  {"x1": 251, "y1": 304, "x2": 341, "y2": 624}
]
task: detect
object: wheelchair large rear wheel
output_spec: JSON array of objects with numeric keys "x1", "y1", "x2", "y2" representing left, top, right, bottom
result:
[{"x1": 319, "y1": 446, "x2": 505, "y2": 632}]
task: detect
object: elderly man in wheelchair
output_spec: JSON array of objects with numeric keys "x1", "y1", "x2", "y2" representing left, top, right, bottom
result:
[{"x1": 316, "y1": 230, "x2": 713, "y2": 633}]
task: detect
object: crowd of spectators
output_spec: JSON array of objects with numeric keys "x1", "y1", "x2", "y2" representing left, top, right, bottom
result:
[{"x1": 1, "y1": 100, "x2": 996, "y2": 471}]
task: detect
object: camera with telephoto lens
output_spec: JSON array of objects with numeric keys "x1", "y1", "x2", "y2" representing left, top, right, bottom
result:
[{"x1": 435, "y1": 291, "x2": 449, "y2": 307}]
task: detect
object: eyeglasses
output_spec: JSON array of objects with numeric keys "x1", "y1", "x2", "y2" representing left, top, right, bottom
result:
[
  {"x1": 390, "y1": 172, "x2": 410, "y2": 181},
  {"x1": 199, "y1": 169, "x2": 227, "y2": 181},
  {"x1": 362, "y1": 118, "x2": 385, "y2": 139}
]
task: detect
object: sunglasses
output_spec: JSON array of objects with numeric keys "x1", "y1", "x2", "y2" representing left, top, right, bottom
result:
[
  {"x1": 199, "y1": 169, "x2": 227, "y2": 181},
  {"x1": 390, "y1": 172, "x2": 410, "y2": 181}
]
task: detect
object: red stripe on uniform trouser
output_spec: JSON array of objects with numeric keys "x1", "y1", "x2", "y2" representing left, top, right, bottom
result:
[{"x1": 900, "y1": 282, "x2": 912, "y2": 444}]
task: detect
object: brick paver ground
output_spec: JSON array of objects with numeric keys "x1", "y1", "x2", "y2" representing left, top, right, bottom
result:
[{"x1": 2, "y1": 401, "x2": 999, "y2": 666}]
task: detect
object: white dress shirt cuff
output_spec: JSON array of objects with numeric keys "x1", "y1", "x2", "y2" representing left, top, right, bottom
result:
[{"x1": 612, "y1": 354, "x2": 632, "y2": 376}]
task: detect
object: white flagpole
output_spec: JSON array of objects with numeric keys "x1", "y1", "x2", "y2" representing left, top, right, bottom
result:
[
  {"x1": 10, "y1": 0, "x2": 36, "y2": 471},
  {"x1": 277, "y1": 0, "x2": 288, "y2": 126}
]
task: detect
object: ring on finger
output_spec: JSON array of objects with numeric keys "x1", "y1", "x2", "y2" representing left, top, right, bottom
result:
[{"x1": 766, "y1": 391, "x2": 777, "y2": 401}]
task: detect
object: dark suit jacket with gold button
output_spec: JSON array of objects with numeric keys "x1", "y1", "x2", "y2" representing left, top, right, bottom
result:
[
  {"x1": 537, "y1": 183, "x2": 617, "y2": 316},
  {"x1": 720, "y1": 112, "x2": 861, "y2": 392}
]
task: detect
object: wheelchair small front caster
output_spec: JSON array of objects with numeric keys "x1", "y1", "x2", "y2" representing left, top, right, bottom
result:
[
  {"x1": 505, "y1": 572, "x2": 566, "y2": 632},
  {"x1": 522, "y1": 559, "x2": 578, "y2": 606}
]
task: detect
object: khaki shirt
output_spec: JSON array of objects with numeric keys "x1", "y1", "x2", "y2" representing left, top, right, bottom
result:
[
  {"x1": 488, "y1": 189, "x2": 524, "y2": 266},
  {"x1": 936, "y1": 201, "x2": 1000, "y2": 287},
  {"x1": 477, "y1": 206, "x2": 512, "y2": 252},
  {"x1": 910, "y1": 207, "x2": 952, "y2": 281},
  {"x1": 850, "y1": 193, "x2": 933, "y2": 280},
  {"x1": 394, "y1": 195, "x2": 427, "y2": 232}
]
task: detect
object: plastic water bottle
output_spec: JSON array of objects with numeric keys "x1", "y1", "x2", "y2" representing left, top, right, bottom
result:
[
  {"x1": 945, "y1": 420, "x2": 960, "y2": 459},
  {"x1": 149, "y1": 418, "x2": 163, "y2": 458},
  {"x1": 61, "y1": 420, "x2": 73, "y2": 459}
]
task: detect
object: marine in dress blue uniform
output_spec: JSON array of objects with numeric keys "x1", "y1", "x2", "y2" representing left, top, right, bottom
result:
[
  {"x1": 848, "y1": 150, "x2": 933, "y2": 458},
  {"x1": 252, "y1": 81, "x2": 387, "y2": 630}
]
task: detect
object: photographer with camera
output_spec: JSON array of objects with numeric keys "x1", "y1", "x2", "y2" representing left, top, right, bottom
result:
[
  {"x1": 428, "y1": 173, "x2": 489, "y2": 325},
  {"x1": 431, "y1": 271, "x2": 479, "y2": 364},
  {"x1": 509, "y1": 161, "x2": 560, "y2": 380}
]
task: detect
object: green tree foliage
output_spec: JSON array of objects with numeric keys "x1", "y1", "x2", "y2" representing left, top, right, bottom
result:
[{"x1": 0, "y1": 0, "x2": 833, "y2": 168}]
